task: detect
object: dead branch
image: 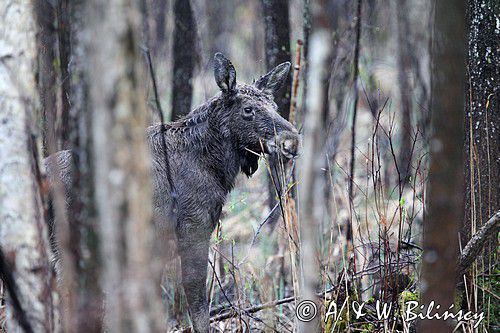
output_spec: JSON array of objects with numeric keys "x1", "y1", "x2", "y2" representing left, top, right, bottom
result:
[
  {"x1": 458, "y1": 210, "x2": 500, "y2": 275},
  {"x1": 210, "y1": 287, "x2": 336, "y2": 323}
]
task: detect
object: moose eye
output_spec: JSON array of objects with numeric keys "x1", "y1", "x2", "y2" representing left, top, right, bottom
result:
[{"x1": 242, "y1": 107, "x2": 255, "y2": 120}]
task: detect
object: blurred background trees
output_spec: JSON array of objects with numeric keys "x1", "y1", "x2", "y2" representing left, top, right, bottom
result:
[{"x1": 0, "y1": 0, "x2": 498, "y2": 332}]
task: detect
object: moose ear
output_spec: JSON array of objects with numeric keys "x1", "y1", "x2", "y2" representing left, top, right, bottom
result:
[
  {"x1": 255, "y1": 62, "x2": 291, "y2": 94},
  {"x1": 214, "y1": 52, "x2": 237, "y2": 93}
]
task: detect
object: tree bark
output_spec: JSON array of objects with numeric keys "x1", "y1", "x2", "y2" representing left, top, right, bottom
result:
[
  {"x1": 87, "y1": 0, "x2": 163, "y2": 331},
  {"x1": 261, "y1": 0, "x2": 292, "y2": 228},
  {"x1": 420, "y1": 1, "x2": 466, "y2": 332},
  {"x1": 395, "y1": 0, "x2": 414, "y2": 183},
  {"x1": 0, "y1": 1, "x2": 55, "y2": 331},
  {"x1": 171, "y1": 0, "x2": 197, "y2": 120},
  {"x1": 54, "y1": 1, "x2": 104, "y2": 331},
  {"x1": 261, "y1": 0, "x2": 291, "y2": 119},
  {"x1": 463, "y1": 0, "x2": 499, "y2": 270},
  {"x1": 154, "y1": 0, "x2": 168, "y2": 51},
  {"x1": 34, "y1": 0, "x2": 59, "y2": 155}
]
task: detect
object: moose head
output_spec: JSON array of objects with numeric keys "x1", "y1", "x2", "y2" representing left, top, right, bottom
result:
[{"x1": 211, "y1": 52, "x2": 301, "y2": 176}]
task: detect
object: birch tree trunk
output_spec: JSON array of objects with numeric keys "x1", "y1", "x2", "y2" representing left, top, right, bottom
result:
[
  {"x1": 297, "y1": 26, "x2": 331, "y2": 333},
  {"x1": 0, "y1": 1, "x2": 55, "y2": 331},
  {"x1": 87, "y1": 0, "x2": 163, "y2": 331}
]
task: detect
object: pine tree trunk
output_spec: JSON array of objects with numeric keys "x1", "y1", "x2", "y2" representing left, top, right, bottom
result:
[{"x1": 0, "y1": 1, "x2": 55, "y2": 331}]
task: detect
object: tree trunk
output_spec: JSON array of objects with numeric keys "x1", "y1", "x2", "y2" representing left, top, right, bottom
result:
[
  {"x1": 154, "y1": 0, "x2": 168, "y2": 51},
  {"x1": 87, "y1": 0, "x2": 163, "y2": 331},
  {"x1": 261, "y1": 0, "x2": 292, "y2": 228},
  {"x1": 35, "y1": 0, "x2": 59, "y2": 156},
  {"x1": 261, "y1": 0, "x2": 291, "y2": 119},
  {"x1": 297, "y1": 26, "x2": 331, "y2": 333},
  {"x1": 171, "y1": 0, "x2": 197, "y2": 120},
  {"x1": 420, "y1": 1, "x2": 466, "y2": 332},
  {"x1": 463, "y1": 0, "x2": 499, "y2": 267},
  {"x1": 0, "y1": 1, "x2": 55, "y2": 331},
  {"x1": 462, "y1": 1, "x2": 499, "y2": 328},
  {"x1": 395, "y1": 0, "x2": 414, "y2": 184},
  {"x1": 54, "y1": 1, "x2": 105, "y2": 331}
]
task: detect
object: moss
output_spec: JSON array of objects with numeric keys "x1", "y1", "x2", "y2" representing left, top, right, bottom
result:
[{"x1": 399, "y1": 290, "x2": 419, "y2": 316}]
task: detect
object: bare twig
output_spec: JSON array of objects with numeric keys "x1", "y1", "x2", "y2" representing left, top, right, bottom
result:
[{"x1": 141, "y1": 46, "x2": 178, "y2": 209}]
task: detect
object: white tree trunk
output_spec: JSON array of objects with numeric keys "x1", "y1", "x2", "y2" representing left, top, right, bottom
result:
[
  {"x1": 87, "y1": 0, "x2": 163, "y2": 331},
  {"x1": 297, "y1": 30, "x2": 330, "y2": 333},
  {"x1": 0, "y1": 1, "x2": 54, "y2": 332}
]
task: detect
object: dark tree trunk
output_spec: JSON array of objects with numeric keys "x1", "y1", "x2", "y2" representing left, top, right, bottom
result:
[
  {"x1": 261, "y1": 0, "x2": 292, "y2": 228},
  {"x1": 464, "y1": 0, "x2": 499, "y2": 254},
  {"x1": 55, "y1": 1, "x2": 103, "y2": 331},
  {"x1": 154, "y1": 0, "x2": 168, "y2": 51},
  {"x1": 35, "y1": 0, "x2": 59, "y2": 155},
  {"x1": 58, "y1": 0, "x2": 71, "y2": 150},
  {"x1": 261, "y1": 0, "x2": 291, "y2": 119},
  {"x1": 420, "y1": 1, "x2": 466, "y2": 332},
  {"x1": 462, "y1": 1, "x2": 499, "y2": 326},
  {"x1": 171, "y1": 0, "x2": 197, "y2": 120},
  {"x1": 395, "y1": 0, "x2": 413, "y2": 184},
  {"x1": 206, "y1": 0, "x2": 232, "y2": 56}
]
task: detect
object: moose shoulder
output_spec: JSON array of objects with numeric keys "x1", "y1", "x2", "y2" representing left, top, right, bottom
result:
[{"x1": 45, "y1": 53, "x2": 300, "y2": 333}]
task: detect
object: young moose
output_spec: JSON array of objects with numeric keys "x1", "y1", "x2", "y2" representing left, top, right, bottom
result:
[{"x1": 46, "y1": 53, "x2": 300, "y2": 332}]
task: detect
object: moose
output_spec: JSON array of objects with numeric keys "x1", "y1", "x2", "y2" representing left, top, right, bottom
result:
[{"x1": 45, "y1": 53, "x2": 300, "y2": 332}]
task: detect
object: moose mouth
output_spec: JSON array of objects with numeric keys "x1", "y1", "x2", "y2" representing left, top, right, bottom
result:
[{"x1": 264, "y1": 131, "x2": 301, "y2": 160}]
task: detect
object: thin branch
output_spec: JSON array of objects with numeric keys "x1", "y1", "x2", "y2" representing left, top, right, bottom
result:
[
  {"x1": 141, "y1": 46, "x2": 178, "y2": 209},
  {"x1": 458, "y1": 211, "x2": 500, "y2": 275}
]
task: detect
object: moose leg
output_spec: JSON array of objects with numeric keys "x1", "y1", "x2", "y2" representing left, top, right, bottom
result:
[{"x1": 177, "y1": 231, "x2": 210, "y2": 333}]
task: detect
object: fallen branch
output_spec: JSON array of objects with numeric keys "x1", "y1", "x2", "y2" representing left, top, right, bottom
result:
[
  {"x1": 210, "y1": 295, "x2": 296, "y2": 323},
  {"x1": 458, "y1": 210, "x2": 500, "y2": 275},
  {"x1": 210, "y1": 287, "x2": 336, "y2": 323}
]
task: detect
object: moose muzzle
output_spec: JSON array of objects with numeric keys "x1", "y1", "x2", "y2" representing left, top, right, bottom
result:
[{"x1": 265, "y1": 130, "x2": 301, "y2": 160}]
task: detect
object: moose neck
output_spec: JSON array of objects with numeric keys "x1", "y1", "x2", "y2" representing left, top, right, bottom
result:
[{"x1": 150, "y1": 95, "x2": 243, "y2": 193}]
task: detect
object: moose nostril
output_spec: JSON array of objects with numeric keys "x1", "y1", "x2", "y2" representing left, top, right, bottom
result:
[{"x1": 281, "y1": 138, "x2": 299, "y2": 158}]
